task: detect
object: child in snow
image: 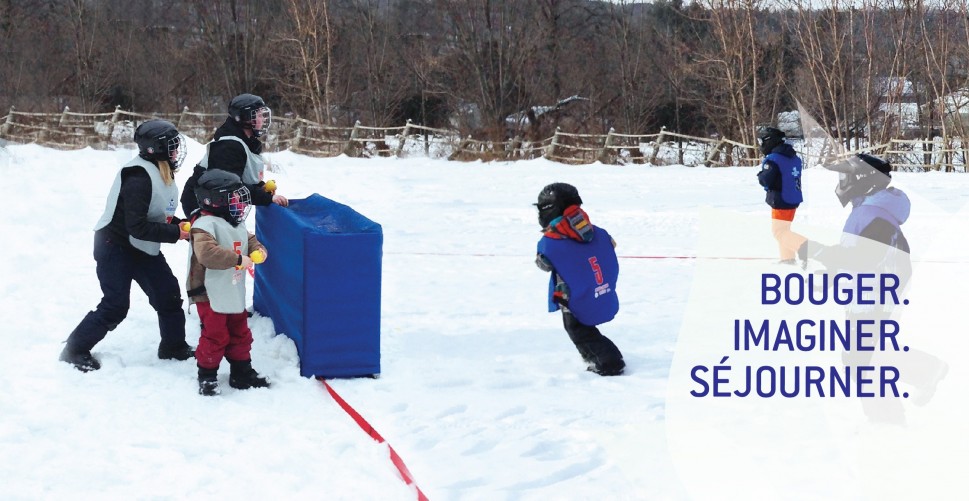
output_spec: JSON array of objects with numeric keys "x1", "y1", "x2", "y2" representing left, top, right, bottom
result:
[
  {"x1": 801, "y1": 153, "x2": 947, "y2": 423},
  {"x1": 534, "y1": 183, "x2": 625, "y2": 376},
  {"x1": 60, "y1": 120, "x2": 194, "y2": 372},
  {"x1": 187, "y1": 170, "x2": 271, "y2": 396},
  {"x1": 756, "y1": 126, "x2": 807, "y2": 265}
]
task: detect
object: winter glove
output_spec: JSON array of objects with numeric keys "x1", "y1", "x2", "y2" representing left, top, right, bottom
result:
[
  {"x1": 535, "y1": 253, "x2": 554, "y2": 272},
  {"x1": 756, "y1": 167, "x2": 769, "y2": 190},
  {"x1": 552, "y1": 280, "x2": 570, "y2": 307},
  {"x1": 757, "y1": 161, "x2": 780, "y2": 191},
  {"x1": 797, "y1": 240, "x2": 830, "y2": 266}
]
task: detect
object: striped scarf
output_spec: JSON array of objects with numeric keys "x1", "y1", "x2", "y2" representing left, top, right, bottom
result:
[{"x1": 542, "y1": 205, "x2": 594, "y2": 242}]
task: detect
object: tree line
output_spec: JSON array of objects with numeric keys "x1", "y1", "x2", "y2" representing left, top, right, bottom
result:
[{"x1": 2, "y1": 0, "x2": 968, "y2": 147}]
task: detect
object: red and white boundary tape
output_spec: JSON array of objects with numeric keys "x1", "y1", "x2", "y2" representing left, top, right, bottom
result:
[
  {"x1": 388, "y1": 251, "x2": 965, "y2": 264},
  {"x1": 320, "y1": 378, "x2": 428, "y2": 501},
  {"x1": 387, "y1": 251, "x2": 764, "y2": 260}
]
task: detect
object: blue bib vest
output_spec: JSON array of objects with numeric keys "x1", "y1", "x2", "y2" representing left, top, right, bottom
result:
[
  {"x1": 537, "y1": 226, "x2": 619, "y2": 326},
  {"x1": 764, "y1": 152, "x2": 803, "y2": 206}
]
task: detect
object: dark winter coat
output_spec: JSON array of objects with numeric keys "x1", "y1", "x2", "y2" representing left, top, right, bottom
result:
[
  {"x1": 757, "y1": 142, "x2": 803, "y2": 209},
  {"x1": 97, "y1": 167, "x2": 182, "y2": 251},
  {"x1": 180, "y1": 118, "x2": 274, "y2": 217}
]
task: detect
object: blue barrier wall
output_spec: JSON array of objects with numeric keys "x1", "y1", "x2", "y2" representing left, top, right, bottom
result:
[{"x1": 253, "y1": 194, "x2": 382, "y2": 378}]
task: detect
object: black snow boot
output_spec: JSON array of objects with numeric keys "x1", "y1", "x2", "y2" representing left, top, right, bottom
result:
[
  {"x1": 198, "y1": 366, "x2": 221, "y2": 396},
  {"x1": 590, "y1": 359, "x2": 626, "y2": 377},
  {"x1": 228, "y1": 359, "x2": 271, "y2": 390},
  {"x1": 59, "y1": 345, "x2": 101, "y2": 372},
  {"x1": 159, "y1": 342, "x2": 195, "y2": 361}
]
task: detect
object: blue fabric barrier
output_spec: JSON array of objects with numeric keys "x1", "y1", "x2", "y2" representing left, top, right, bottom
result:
[{"x1": 253, "y1": 194, "x2": 382, "y2": 378}]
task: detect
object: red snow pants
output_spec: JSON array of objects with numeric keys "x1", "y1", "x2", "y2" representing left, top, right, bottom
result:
[{"x1": 195, "y1": 301, "x2": 253, "y2": 369}]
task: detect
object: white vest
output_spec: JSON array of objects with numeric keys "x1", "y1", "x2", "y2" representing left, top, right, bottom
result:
[
  {"x1": 191, "y1": 215, "x2": 250, "y2": 314},
  {"x1": 198, "y1": 136, "x2": 265, "y2": 184},
  {"x1": 94, "y1": 156, "x2": 178, "y2": 256}
]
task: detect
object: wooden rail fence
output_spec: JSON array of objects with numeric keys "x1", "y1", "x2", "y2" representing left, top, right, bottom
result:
[{"x1": 1, "y1": 106, "x2": 966, "y2": 171}]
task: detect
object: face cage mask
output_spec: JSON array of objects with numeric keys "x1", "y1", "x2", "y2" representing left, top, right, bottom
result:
[
  {"x1": 167, "y1": 134, "x2": 187, "y2": 171},
  {"x1": 247, "y1": 107, "x2": 272, "y2": 137},
  {"x1": 229, "y1": 186, "x2": 252, "y2": 223}
]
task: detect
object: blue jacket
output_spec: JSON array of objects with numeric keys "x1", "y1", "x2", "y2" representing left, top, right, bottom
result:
[
  {"x1": 537, "y1": 226, "x2": 619, "y2": 326},
  {"x1": 757, "y1": 143, "x2": 803, "y2": 209}
]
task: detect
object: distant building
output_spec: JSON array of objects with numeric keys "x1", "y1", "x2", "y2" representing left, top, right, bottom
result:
[
  {"x1": 504, "y1": 95, "x2": 592, "y2": 140},
  {"x1": 873, "y1": 77, "x2": 921, "y2": 136},
  {"x1": 922, "y1": 88, "x2": 969, "y2": 134}
]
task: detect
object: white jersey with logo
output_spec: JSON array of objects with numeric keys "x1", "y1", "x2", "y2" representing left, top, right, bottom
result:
[
  {"x1": 94, "y1": 156, "x2": 178, "y2": 256},
  {"x1": 190, "y1": 215, "x2": 250, "y2": 314},
  {"x1": 198, "y1": 136, "x2": 265, "y2": 184}
]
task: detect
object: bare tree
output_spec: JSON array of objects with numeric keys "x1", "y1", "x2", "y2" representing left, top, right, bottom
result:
[
  {"x1": 520, "y1": 0, "x2": 613, "y2": 133},
  {"x1": 188, "y1": 0, "x2": 278, "y2": 97},
  {"x1": 436, "y1": 0, "x2": 537, "y2": 138},
  {"x1": 58, "y1": 0, "x2": 117, "y2": 110},
  {"x1": 391, "y1": 19, "x2": 449, "y2": 128},
  {"x1": 637, "y1": 0, "x2": 701, "y2": 134},
  {"x1": 275, "y1": 0, "x2": 333, "y2": 123},
  {"x1": 690, "y1": 0, "x2": 781, "y2": 144},
  {"x1": 912, "y1": 1, "x2": 963, "y2": 138},
  {"x1": 0, "y1": 1, "x2": 68, "y2": 109},
  {"x1": 944, "y1": 1, "x2": 969, "y2": 140},
  {"x1": 339, "y1": 0, "x2": 411, "y2": 126},
  {"x1": 787, "y1": 0, "x2": 856, "y2": 146}
]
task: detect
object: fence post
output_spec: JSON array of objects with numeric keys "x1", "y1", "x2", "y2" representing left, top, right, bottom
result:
[
  {"x1": 177, "y1": 106, "x2": 190, "y2": 129},
  {"x1": 704, "y1": 139, "x2": 726, "y2": 167},
  {"x1": 942, "y1": 137, "x2": 950, "y2": 172},
  {"x1": 396, "y1": 119, "x2": 412, "y2": 156},
  {"x1": 545, "y1": 127, "x2": 561, "y2": 159},
  {"x1": 506, "y1": 135, "x2": 522, "y2": 159},
  {"x1": 107, "y1": 105, "x2": 122, "y2": 142},
  {"x1": 650, "y1": 127, "x2": 666, "y2": 164},
  {"x1": 59, "y1": 106, "x2": 70, "y2": 127},
  {"x1": 448, "y1": 135, "x2": 472, "y2": 161},
  {"x1": 291, "y1": 120, "x2": 303, "y2": 150},
  {"x1": 598, "y1": 127, "x2": 615, "y2": 164},
  {"x1": 0, "y1": 106, "x2": 14, "y2": 136},
  {"x1": 343, "y1": 120, "x2": 361, "y2": 156}
]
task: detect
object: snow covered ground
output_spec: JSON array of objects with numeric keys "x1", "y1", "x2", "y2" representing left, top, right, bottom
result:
[{"x1": 0, "y1": 139, "x2": 965, "y2": 500}]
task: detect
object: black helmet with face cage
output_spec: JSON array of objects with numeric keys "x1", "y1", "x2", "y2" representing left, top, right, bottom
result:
[
  {"x1": 134, "y1": 119, "x2": 186, "y2": 170},
  {"x1": 228, "y1": 93, "x2": 272, "y2": 138}
]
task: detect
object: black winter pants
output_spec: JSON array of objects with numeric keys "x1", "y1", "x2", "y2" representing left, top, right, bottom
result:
[
  {"x1": 66, "y1": 235, "x2": 186, "y2": 352},
  {"x1": 562, "y1": 310, "x2": 624, "y2": 374}
]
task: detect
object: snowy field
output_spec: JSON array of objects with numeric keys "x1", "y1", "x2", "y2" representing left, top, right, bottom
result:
[{"x1": 0, "y1": 139, "x2": 966, "y2": 500}]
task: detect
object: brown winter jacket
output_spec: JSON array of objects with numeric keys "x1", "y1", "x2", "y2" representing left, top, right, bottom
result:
[{"x1": 187, "y1": 228, "x2": 265, "y2": 305}]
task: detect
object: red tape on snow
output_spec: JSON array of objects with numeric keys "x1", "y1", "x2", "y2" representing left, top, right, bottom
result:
[
  {"x1": 320, "y1": 378, "x2": 428, "y2": 501},
  {"x1": 385, "y1": 251, "x2": 771, "y2": 260}
]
